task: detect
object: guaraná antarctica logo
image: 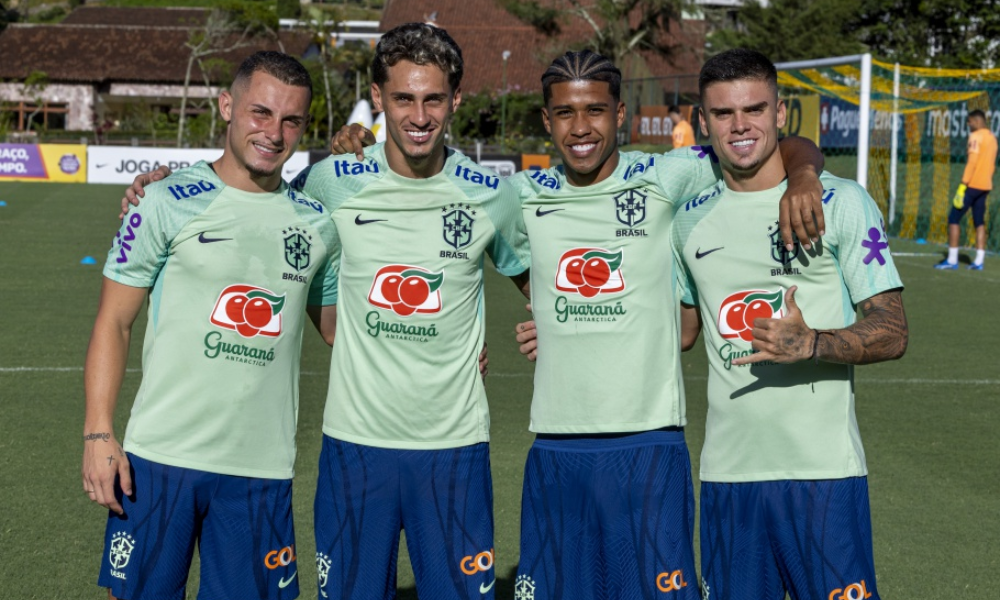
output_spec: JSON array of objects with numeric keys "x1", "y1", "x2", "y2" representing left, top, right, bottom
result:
[
  {"x1": 209, "y1": 284, "x2": 286, "y2": 338},
  {"x1": 367, "y1": 265, "x2": 444, "y2": 317},
  {"x1": 555, "y1": 247, "x2": 626, "y2": 298},
  {"x1": 717, "y1": 288, "x2": 786, "y2": 342}
]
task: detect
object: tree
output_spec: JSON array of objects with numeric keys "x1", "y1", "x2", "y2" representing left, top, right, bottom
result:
[
  {"x1": 177, "y1": 0, "x2": 279, "y2": 147},
  {"x1": 852, "y1": 0, "x2": 1000, "y2": 68},
  {"x1": 707, "y1": 0, "x2": 865, "y2": 62},
  {"x1": 21, "y1": 70, "x2": 49, "y2": 133},
  {"x1": 502, "y1": 0, "x2": 692, "y2": 75}
]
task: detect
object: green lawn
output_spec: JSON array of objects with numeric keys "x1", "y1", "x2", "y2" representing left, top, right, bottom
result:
[{"x1": 0, "y1": 181, "x2": 997, "y2": 599}]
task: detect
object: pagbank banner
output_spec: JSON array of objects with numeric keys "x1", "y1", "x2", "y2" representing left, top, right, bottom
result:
[
  {"x1": 87, "y1": 147, "x2": 310, "y2": 184},
  {"x1": 0, "y1": 143, "x2": 87, "y2": 182}
]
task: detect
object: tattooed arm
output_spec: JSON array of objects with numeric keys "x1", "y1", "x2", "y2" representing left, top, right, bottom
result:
[
  {"x1": 83, "y1": 278, "x2": 143, "y2": 514},
  {"x1": 732, "y1": 286, "x2": 907, "y2": 366}
]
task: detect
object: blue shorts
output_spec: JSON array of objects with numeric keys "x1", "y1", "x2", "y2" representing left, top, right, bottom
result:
[
  {"x1": 97, "y1": 453, "x2": 298, "y2": 600},
  {"x1": 517, "y1": 429, "x2": 698, "y2": 600},
  {"x1": 313, "y1": 436, "x2": 495, "y2": 600},
  {"x1": 700, "y1": 477, "x2": 879, "y2": 600},
  {"x1": 948, "y1": 187, "x2": 989, "y2": 226}
]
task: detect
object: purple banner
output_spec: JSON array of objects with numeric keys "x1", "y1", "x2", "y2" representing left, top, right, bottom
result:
[{"x1": 0, "y1": 144, "x2": 47, "y2": 178}]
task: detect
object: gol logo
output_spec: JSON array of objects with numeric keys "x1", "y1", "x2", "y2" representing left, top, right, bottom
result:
[
  {"x1": 656, "y1": 570, "x2": 687, "y2": 593},
  {"x1": 555, "y1": 248, "x2": 625, "y2": 298},
  {"x1": 460, "y1": 549, "x2": 494, "y2": 575},
  {"x1": 210, "y1": 284, "x2": 286, "y2": 338},
  {"x1": 368, "y1": 265, "x2": 444, "y2": 317},
  {"x1": 717, "y1": 288, "x2": 785, "y2": 342},
  {"x1": 264, "y1": 545, "x2": 296, "y2": 569},
  {"x1": 828, "y1": 580, "x2": 873, "y2": 600}
]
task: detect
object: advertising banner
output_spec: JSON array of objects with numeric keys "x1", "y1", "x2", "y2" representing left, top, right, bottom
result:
[
  {"x1": 87, "y1": 147, "x2": 310, "y2": 184},
  {"x1": 0, "y1": 143, "x2": 87, "y2": 182},
  {"x1": 779, "y1": 95, "x2": 820, "y2": 146}
]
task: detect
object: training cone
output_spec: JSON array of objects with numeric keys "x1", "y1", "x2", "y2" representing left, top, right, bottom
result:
[
  {"x1": 80, "y1": 256, "x2": 97, "y2": 265},
  {"x1": 0, "y1": 201, "x2": 7, "y2": 206},
  {"x1": 916, "y1": 238, "x2": 926, "y2": 244}
]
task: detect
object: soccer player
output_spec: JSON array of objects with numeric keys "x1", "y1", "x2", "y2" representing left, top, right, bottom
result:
[
  {"x1": 122, "y1": 23, "x2": 529, "y2": 600},
  {"x1": 83, "y1": 52, "x2": 334, "y2": 600},
  {"x1": 331, "y1": 49, "x2": 825, "y2": 600},
  {"x1": 936, "y1": 108, "x2": 997, "y2": 270},
  {"x1": 670, "y1": 105, "x2": 696, "y2": 149},
  {"x1": 672, "y1": 48, "x2": 909, "y2": 600}
]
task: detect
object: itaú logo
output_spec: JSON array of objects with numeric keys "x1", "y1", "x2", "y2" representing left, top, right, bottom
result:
[
  {"x1": 460, "y1": 549, "x2": 494, "y2": 575},
  {"x1": 656, "y1": 569, "x2": 687, "y2": 593},
  {"x1": 264, "y1": 545, "x2": 297, "y2": 569},
  {"x1": 828, "y1": 580, "x2": 873, "y2": 600}
]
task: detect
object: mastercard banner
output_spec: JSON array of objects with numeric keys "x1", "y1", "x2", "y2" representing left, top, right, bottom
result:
[{"x1": 0, "y1": 143, "x2": 87, "y2": 182}]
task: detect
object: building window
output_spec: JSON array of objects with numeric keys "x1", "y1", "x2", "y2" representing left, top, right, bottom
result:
[{"x1": 3, "y1": 101, "x2": 69, "y2": 131}]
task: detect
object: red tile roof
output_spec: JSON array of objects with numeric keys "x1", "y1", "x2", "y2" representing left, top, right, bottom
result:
[
  {"x1": 380, "y1": 0, "x2": 704, "y2": 95},
  {"x1": 0, "y1": 8, "x2": 311, "y2": 85}
]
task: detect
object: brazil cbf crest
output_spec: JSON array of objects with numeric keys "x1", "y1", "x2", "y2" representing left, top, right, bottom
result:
[
  {"x1": 109, "y1": 531, "x2": 135, "y2": 574},
  {"x1": 283, "y1": 226, "x2": 312, "y2": 271},
  {"x1": 514, "y1": 574, "x2": 536, "y2": 600},
  {"x1": 614, "y1": 189, "x2": 646, "y2": 227},
  {"x1": 442, "y1": 203, "x2": 475, "y2": 250},
  {"x1": 768, "y1": 221, "x2": 799, "y2": 264}
]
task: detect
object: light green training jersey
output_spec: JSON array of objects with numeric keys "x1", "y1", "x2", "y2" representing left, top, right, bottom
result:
[
  {"x1": 673, "y1": 172, "x2": 904, "y2": 482},
  {"x1": 104, "y1": 161, "x2": 338, "y2": 479},
  {"x1": 293, "y1": 144, "x2": 530, "y2": 449},
  {"x1": 508, "y1": 147, "x2": 721, "y2": 433}
]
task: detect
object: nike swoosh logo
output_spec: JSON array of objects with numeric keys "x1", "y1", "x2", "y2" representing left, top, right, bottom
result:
[
  {"x1": 479, "y1": 579, "x2": 495, "y2": 593},
  {"x1": 96, "y1": 163, "x2": 108, "y2": 168},
  {"x1": 278, "y1": 572, "x2": 297, "y2": 589},
  {"x1": 355, "y1": 215, "x2": 388, "y2": 225},
  {"x1": 198, "y1": 232, "x2": 232, "y2": 244},
  {"x1": 535, "y1": 207, "x2": 564, "y2": 217},
  {"x1": 695, "y1": 246, "x2": 723, "y2": 259}
]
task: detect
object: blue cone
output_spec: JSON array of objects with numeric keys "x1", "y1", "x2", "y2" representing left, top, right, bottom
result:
[
  {"x1": 915, "y1": 238, "x2": 926, "y2": 244},
  {"x1": 80, "y1": 256, "x2": 97, "y2": 265},
  {"x1": 0, "y1": 201, "x2": 7, "y2": 207}
]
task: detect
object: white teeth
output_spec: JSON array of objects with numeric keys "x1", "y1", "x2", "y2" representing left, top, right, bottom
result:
[
  {"x1": 571, "y1": 143, "x2": 595, "y2": 152},
  {"x1": 254, "y1": 143, "x2": 279, "y2": 154},
  {"x1": 732, "y1": 139, "x2": 754, "y2": 147},
  {"x1": 408, "y1": 131, "x2": 430, "y2": 141}
]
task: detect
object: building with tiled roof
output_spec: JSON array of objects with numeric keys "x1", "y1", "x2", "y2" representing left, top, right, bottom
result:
[
  {"x1": 0, "y1": 7, "x2": 310, "y2": 133},
  {"x1": 378, "y1": 0, "x2": 705, "y2": 96}
]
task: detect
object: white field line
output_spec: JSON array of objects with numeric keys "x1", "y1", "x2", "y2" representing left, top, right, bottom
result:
[{"x1": 2, "y1": 367, "x2": 997, "y2": 385}]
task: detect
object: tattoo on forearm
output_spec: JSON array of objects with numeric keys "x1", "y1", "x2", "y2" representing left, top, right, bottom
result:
[
  {"x1": 107, "y1": 456, "x2": 113, "y2": 466},
  {"x1": 84, "y1": 432, "x2": 111, "y2": 442},
  {"x1": 816, "y1": 291, "x2": 908, "y2": 365}
]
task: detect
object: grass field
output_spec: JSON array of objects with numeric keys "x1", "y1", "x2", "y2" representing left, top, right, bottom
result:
[{"x1": 1, "y1": 180, "x2": 998, "y2": 599}]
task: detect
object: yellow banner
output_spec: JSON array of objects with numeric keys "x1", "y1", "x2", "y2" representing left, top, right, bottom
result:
[
  {"x1": 779, "y1": 95, "x2": 819, "y2": 145},
  {"x1": 0, "y1": 143, "x2": 88, "y2": 182}
]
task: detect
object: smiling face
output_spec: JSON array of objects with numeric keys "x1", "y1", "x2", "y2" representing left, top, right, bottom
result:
[
  {"x1": 542, "y1": 79, "x2": 625, "y2": 187},
  {"x1": 217, "y1": 70, "x2": 310, "y2": 192},
  {"x1": 371, "y1": 60, "x2": 460, "y2": 179},
  {"x1": 699, "y1": 77, "x2": 786, "y2": 191}
]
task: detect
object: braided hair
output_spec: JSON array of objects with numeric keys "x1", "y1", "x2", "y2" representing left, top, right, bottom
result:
[{"x1": 541, "y1": 50, "x2": 621, "y2": 104}]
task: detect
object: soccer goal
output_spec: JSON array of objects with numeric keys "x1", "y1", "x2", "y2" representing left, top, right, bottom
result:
[{"x1": 776, "y1": 54, "x2": 1000, "y2": 251}]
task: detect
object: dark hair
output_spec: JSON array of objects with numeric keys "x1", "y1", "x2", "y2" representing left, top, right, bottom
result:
[
  {"x1": 372, "y1": 23, "x2": 464, "y2": 91},
  {"x1": 668, "y1": 105, "x2": 680, "y2": 114},
  {"x1": 541, "y1": 50, "x2": 621, "y2": 104},
  {"x1": 699, "y1": 48, "x2": 777, "y2": 99},
  {"x1": 970, "y1": 109, "x2": 987, "y2": 121},
  {"x1": 233, "y1": 51, "x2": 312, "y2": 100}
]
